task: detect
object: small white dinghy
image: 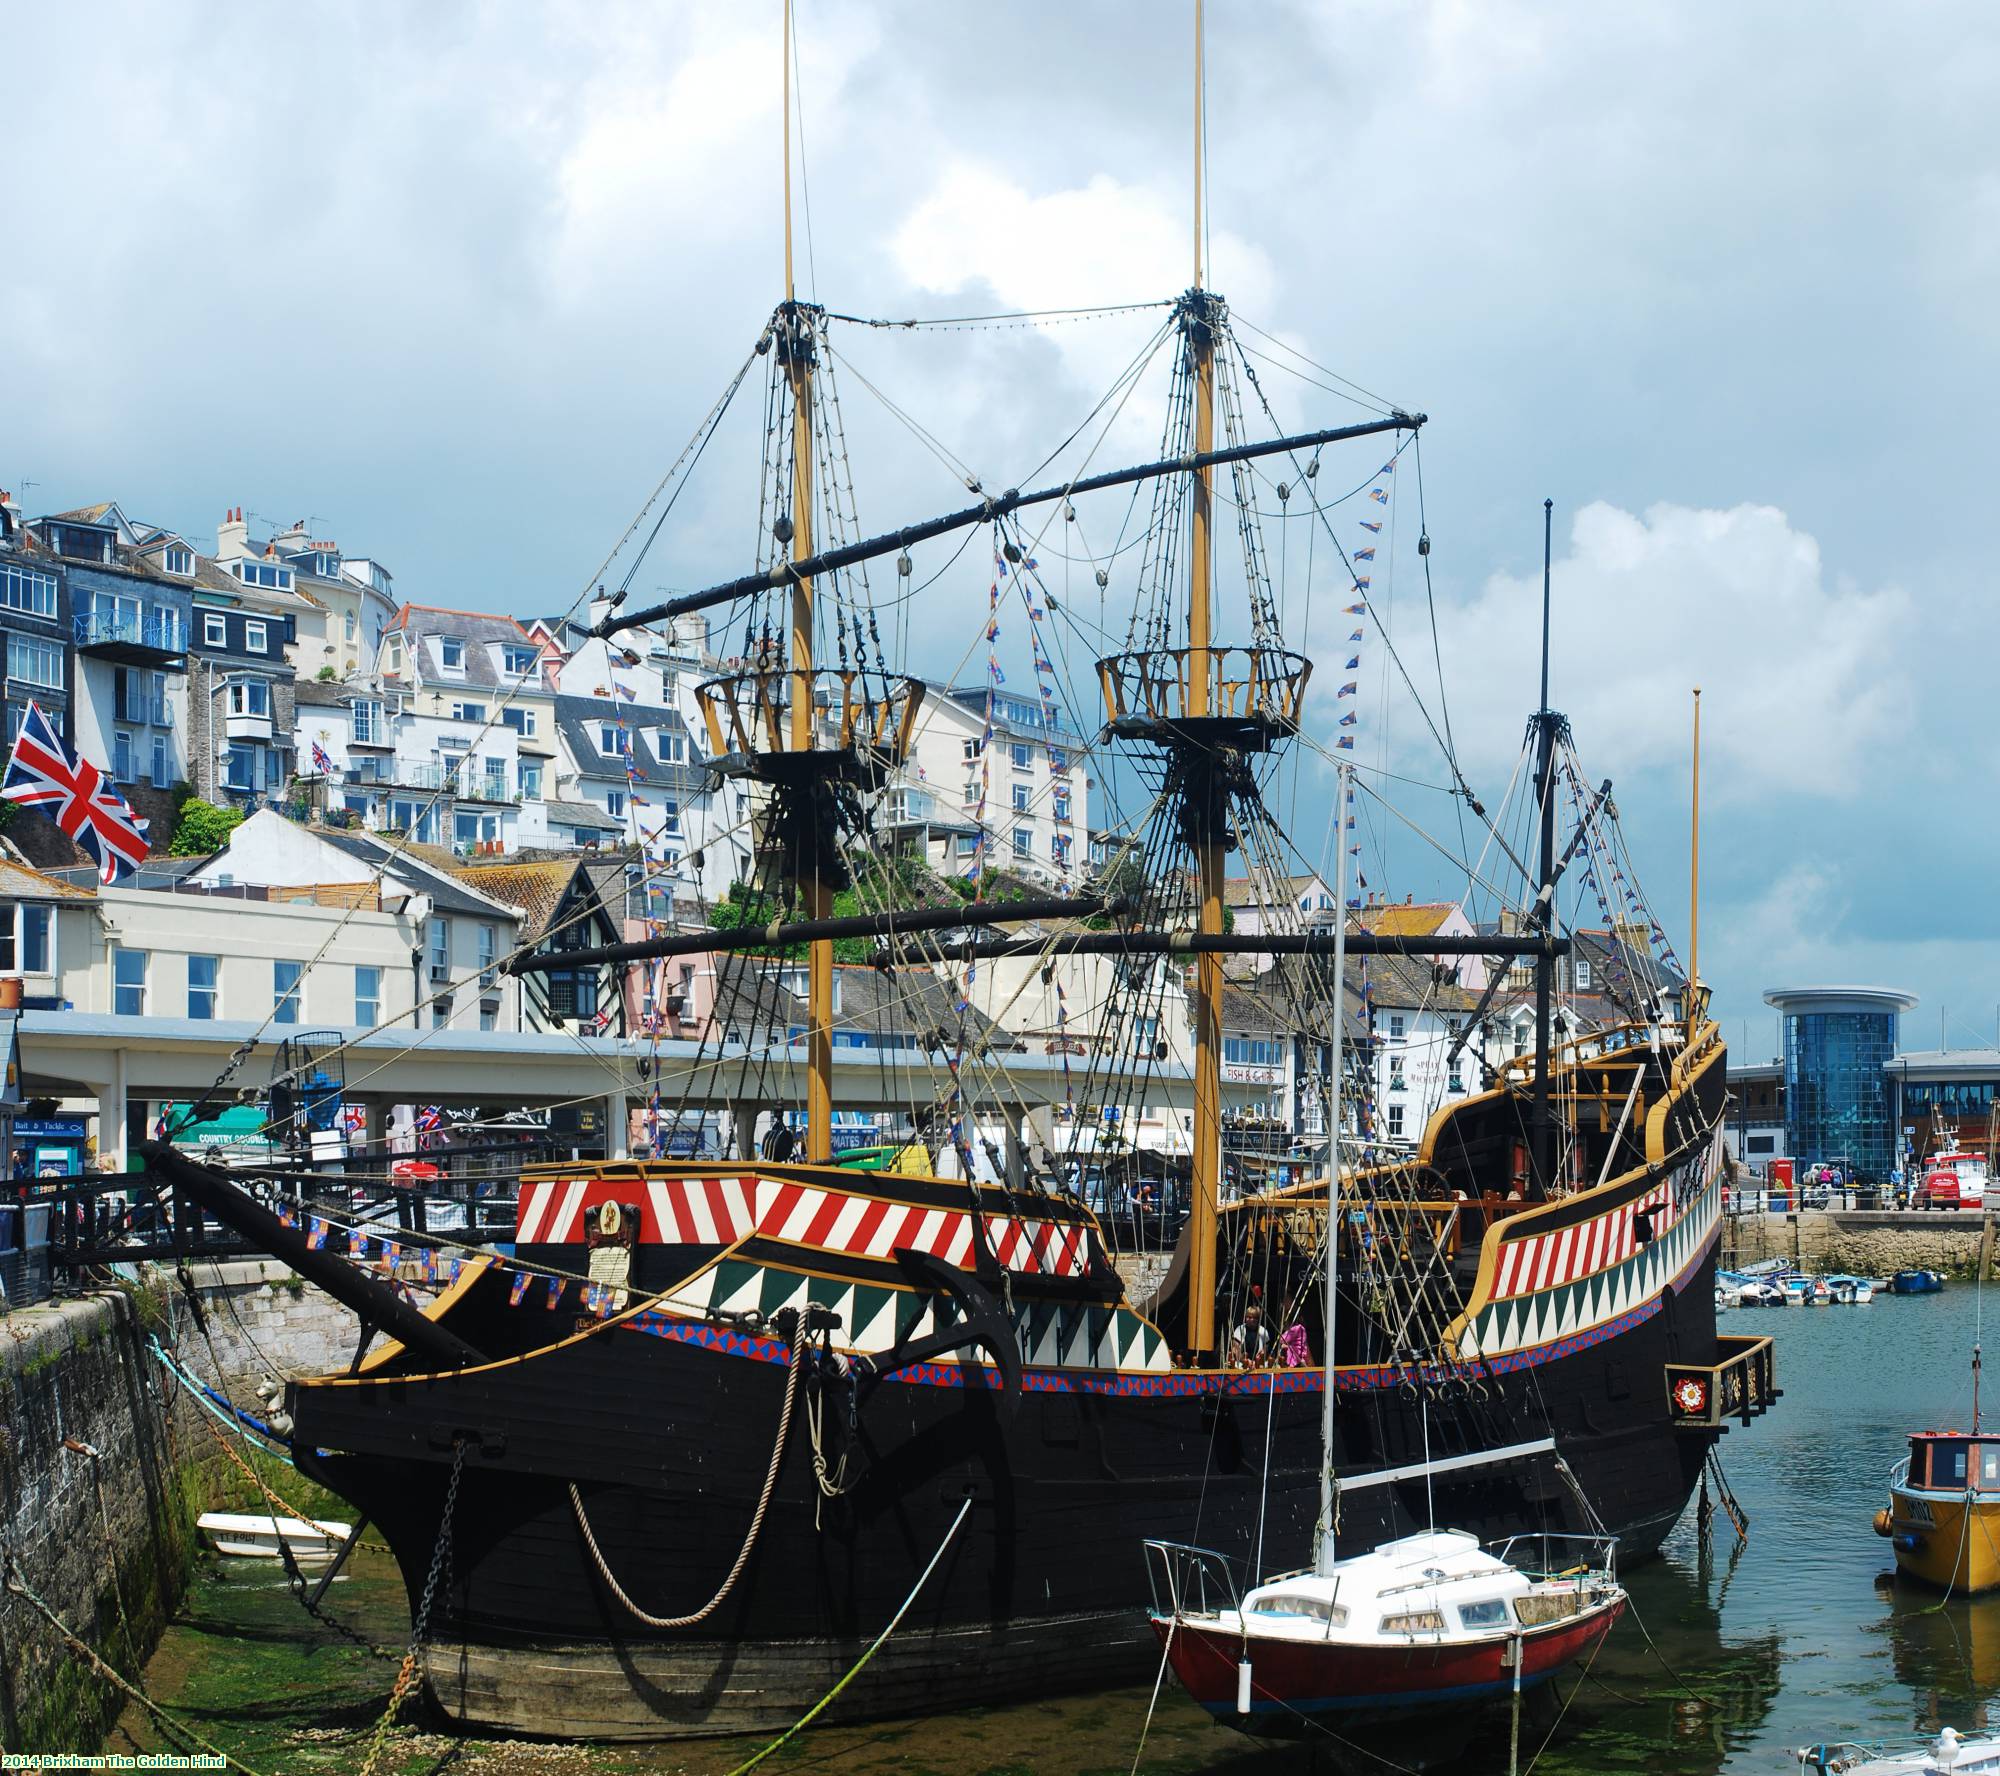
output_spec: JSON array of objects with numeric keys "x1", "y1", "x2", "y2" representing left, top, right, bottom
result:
[
  {"x1": 1799, "y1": 1727, "x2": 2000, "y2": 1772},
  {"x1": 198, "y1": 1511, "x2": 352, "y2": 1561}
]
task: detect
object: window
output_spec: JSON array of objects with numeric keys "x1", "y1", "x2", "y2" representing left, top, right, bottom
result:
[
  {"x1": 243, "y1": 620, "x2": 267, "y2": 653},
  {"x1": 439, "y1": 637, "x2": 465, "y2": 671},
  {"x1": 433, "y1": 994, "x2": 452, "y2": 1029},
  {"x1": 1013, "y1": 827, "x2": 1033, "y2": 858},
  {"x1": 1048, "y1": 747, "x2": 1068, "y2": 772},
  {"x1": 1010, "y1": 742, "x2": 1032, "y2": 770},
  {"x1": 1389, "y1": 1060, "x2": 1407, "y2": 1092},
  {"x1": 227, "y1": 679, "x2": 270, "y2": 717},
  {"x1": 429, "y1": 917, "x2": 449, "y2": 982},
  {"x1": 274, "y1": 960, "x2": 302, "y2": 1024},
  {"x1": 597, "y1": 724, "x2": 623, "y2": 757},
  {"x1": 501, "y1": 707, "x2": 537, "y2": 737},
  {"x1": 0, "y1": 564, "x2": 57, "y2": 618},
  {"x1": 113, "y1": 731, "x2": 134, "y2": 784},
  {"x1": 236, "y1": 562, "x2": 291, "y2": 591},
  {"x1": 149, "y1": 672, "x2": 167, "y2": 724},
  {"x1": 478, "y1": 924, "x2": 497, "y2": 987},
  {"x1": 956, "y1": 834, "x2": 979, "y2": 857},
  {"x1": 961, "y1": 738, "x2": 982, "y2": 761},
  {"x1": 6, "y1": 635, "x2": 62, "y2": 689},
  {"x1": 656, "y1": 729, "x2": 687, "y2": 763},
  {"x1": 151, "y1": 734, "x2": 169, "y2": 786},
  {"x1": 1011, "y1": 782, "x2": 1031, "y2": 812},
  {"x1": 202, "y1": 612, "x2": 227, "y2": 647},
  {"x1": 187, "y1": 955, "x2": 218, "y2": 1020},
  {"x1": 20, "y1": 905, "x2": 49, "y2": 974},
  {"x1": 502, "y1": 644, "x2": 538, "y2": 675},
  {"x1": 0, "y1": 904, "x2": 50, "y2": 975},
  {"x1": 225, "y1": 744, "x2": 255, "y2": 791},
  {"x1": 1224, "y1": 1037, "x2": 1285, "y2": 1068},
  {"x1": 344, "y1": 610, "x2": 357, "y2": 642},
  {"x1": 1052, "y1": 791, "x2": 1071, "y2": 823},
  {"x1": 264, "y1": 747, "x2": 286, "y2": 789},
  {"x1": 1457, "y1": 1599, "x2": 1510, "y2": 1631},
  {"x1": 1574, "y1": 960, "x2": 1593, "y2": 990},
  {"x1": 157, "y1": 545, "x2": 191, "y2": 577},
  {"x1": 350, "y1": 700, "x2": 384, "y2": 744},
  {"x1": 1387, "y1": 1103, "x2": 1406, "y2": 1138},
  {"x1": 450, "y1": 701, "x2": 486, "y2": 722},
  {"x1": 519, "y1": 762, "x2": 543, "y2": 799},
  {"x1": 962, "y1": 779, "x2": 980, "y2": 811},
  {"x1": 1387, "y1": 1013, "x2": 1405, "y2": 1041},
  {"x1": 113, "y1": 947, "x2": 147, "y2": 1016},
  {"x1": 354, "y1": 965, "x2": 381, "y2": 1028},
  {"x1": 480, "y1": 997, "x2": 498, "y2": 1032},
  {"x1": 606, "y1": 789, "x2": 627, "y2": 818}
]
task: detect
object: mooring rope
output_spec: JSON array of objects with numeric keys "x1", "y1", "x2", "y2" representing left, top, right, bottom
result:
[
  {"x1": 569, "y1": 1329, "x2": 803, "y2": 1629},
  {"x1": 723, "y1": 1495, "x2": 974, "y2": 1776}
]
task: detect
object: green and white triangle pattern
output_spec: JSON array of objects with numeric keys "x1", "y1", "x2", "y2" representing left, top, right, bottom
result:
[
  {"x1": 1462, "y1": 1143, "x2": 1720, "y2": 1362},
  {"x1": 653, "y1": 1259, "x2": 1172, "y2": 1374}
]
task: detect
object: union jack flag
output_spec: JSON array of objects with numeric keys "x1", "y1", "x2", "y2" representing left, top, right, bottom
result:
[
  {"x1": 1, "y1": 702, "x2": 149, "y2": 883},
  {"x1": 415, "y1": 1104, "x2": 444, "y2": 1133},
  {"x1": 311, "y1": 740, "x2": 335, "y2": 775}
]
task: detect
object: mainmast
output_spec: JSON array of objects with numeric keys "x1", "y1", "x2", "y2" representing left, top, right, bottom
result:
[
  {"x1": 1184, "y1": 0, "x2": 1226, "y2": 1356},
  {"x1": 781, "y1": 0, "x2": 833, "y2": 1160},
  {"x1": 1317, "y1": 759, "x2": 1354, "y2": 1571}
]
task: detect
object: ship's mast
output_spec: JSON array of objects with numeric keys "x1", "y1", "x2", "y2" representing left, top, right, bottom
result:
[
  {"x1": 1530, "y1": 499, "x2": 1561, "y2": 1193},
  {"x1": 1688, "y1": 686, "x2": 1701, "y2": 1048},
  {"x1": 780, "y1": 0, "x2": 834, "y2": 1161},
  {"x1": 1184, "y1": 0, "x2": 1225, "y2": 1355},
  {"x1": 1316, "y1": 759, "x2": 1354, "y2": 1572}
]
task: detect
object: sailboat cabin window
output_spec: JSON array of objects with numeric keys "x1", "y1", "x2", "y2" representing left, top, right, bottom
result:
[{"x1": 1457, "y1": 1599, "x2": 1510, "y2": 1630}]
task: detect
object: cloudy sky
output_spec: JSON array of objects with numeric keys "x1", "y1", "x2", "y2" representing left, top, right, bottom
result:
[{"x1": 12, "y1": 1, "x2": 1998, "y2": 1057}]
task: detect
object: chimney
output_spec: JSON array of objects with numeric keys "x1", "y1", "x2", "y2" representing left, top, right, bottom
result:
[{"x1": 218, "y1": 506, "x2": 249, "y2": 560}]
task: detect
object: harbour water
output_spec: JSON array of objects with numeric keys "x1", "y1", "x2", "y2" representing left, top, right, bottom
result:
[{"x1": 111, "y1": 1291, "x2": 1995, "y2": 1774}]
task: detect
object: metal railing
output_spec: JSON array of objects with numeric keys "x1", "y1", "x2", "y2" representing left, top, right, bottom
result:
[
  {"x1": 74, "y1": 610, "x2": 185, "y2": 653},
  {"x1": 1142, "y1": 1540, "x2": 1242, "y2": 1622}
]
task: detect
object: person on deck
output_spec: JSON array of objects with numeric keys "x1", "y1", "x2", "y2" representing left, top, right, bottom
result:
[{"x1": 1231, "y1": 1303, "x2": 1272, "y2": 1366}]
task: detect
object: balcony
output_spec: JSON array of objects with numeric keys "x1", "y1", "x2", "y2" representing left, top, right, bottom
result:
[
  {"x1": 1666, "y1": 1334, "x2": 1779, "y2": 1431},
  {"x1": 74, "y1": 610, "x2": 187, "y2": 666},
  {"x1": 225, "y1": 712, "x2": 274, "y2": 741}
]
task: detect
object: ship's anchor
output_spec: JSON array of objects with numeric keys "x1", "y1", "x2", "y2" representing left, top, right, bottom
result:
[{"x1": 852, "y1": 1250, "x2": 1022, "y2": 1408}]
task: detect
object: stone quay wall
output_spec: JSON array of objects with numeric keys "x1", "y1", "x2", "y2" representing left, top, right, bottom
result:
[
  {"x1": 1721, "y1": 1208, "x2": 1995, "y2": 1278},
  {"x1": 170, "y1": 1257, "x2": 361, "y2": 1410},
  {"x1": 0, "y1": 1290, "x2": 193, "y2": 1754}
]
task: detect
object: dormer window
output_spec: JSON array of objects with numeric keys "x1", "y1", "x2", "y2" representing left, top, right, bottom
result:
[
  {"x1": 163, "y1": 545, "x2": 193, "y2": 577},
  {"x1": 1574, "y1": 960, "x2": 1593, "y2": 990},
  {"x1": 501, "y1": 644, "x2": 538, "y2": 675},
  {"x1": 439, "y1": 638, "x2": 466, "y2": 672},
  {"x1": 236, "y1": 561, "x2": 292, "y2": 591},
  {"x1": 656, "y1": 729, "x2": 687, "y2": 763},
  {"x1": 598, "y1": 723, "x2": 623, "y2": 757}
]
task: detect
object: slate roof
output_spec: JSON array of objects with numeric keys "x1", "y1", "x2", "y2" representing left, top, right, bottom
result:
[
  {"x1": 551, "y1": 695, "x2": 708, "y2": 799},
  {"x1": 544, "y1": 798, "x2": 623, "y2": 832},
  {"x1": 387, "y1": 604, "x2": 539, "y2": 691},
  {"x1": 293, "y1": 678, "x2": 349, "y2": 709},
  {"x1": 1221, "y1": 870, "x2": 1326, "y2": 911},
  {"x1": 0, "y1": 859, "x2": 97, "y2": 900}
]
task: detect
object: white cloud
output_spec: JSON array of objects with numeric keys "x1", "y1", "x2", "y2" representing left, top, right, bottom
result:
[{"x1": 1405, "y1": 500, "x2": 1912, "y2": 802}]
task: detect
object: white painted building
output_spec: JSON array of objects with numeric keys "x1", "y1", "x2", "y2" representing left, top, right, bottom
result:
[{"x1": 182, "y1": 810, "x2": 527, "y2": 1032}]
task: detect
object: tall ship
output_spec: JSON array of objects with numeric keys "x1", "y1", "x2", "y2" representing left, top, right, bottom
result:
[{"x1": 159, "y1": 4, "x2": 1778, "y2": 1741}]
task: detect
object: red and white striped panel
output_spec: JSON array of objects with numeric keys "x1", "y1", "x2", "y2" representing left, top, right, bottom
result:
[
  {"x1": 1492, "y1": 1180, "x2": 1677, "y2": 1302},
  {"x1": 516, "y1": 1173, "x2": 1091, "y2": 1277}
]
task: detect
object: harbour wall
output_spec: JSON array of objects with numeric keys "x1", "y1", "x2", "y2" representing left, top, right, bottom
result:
[
  {"x1": 0, "y1": 1263, "x2": 361, "y2": 1754},
  {"x1": 0, "y1": 1288, "x2": 193, "y2": 1753},
  {"x1": 1721, "y1": 1209, "x2": 1994, "y2": 1278}
]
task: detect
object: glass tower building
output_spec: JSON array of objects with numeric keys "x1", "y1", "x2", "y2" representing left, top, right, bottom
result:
[{"x1": 1764, "y1": 987, "x2": 1918, "y2": 1179}]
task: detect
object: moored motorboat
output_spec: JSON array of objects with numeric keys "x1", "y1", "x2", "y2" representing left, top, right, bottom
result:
[
  {"x1": 198, "y1": 1510, "x2": 352, "y2": 1561},
  {"x1": 1892, "y1": 1269, "x2": 1947, "y2": 1295},
  {"x1": 1798, "y1": 1727, "x2": 2000, "y2": 1772},
  {"x1": 1146, "y1": 1528, "x2": 1625, "y2": 1748}
]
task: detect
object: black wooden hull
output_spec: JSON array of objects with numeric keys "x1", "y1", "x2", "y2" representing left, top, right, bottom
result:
[{"x1": 294, "y1": 1243, "x2": 1721, "y2": 1739}]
